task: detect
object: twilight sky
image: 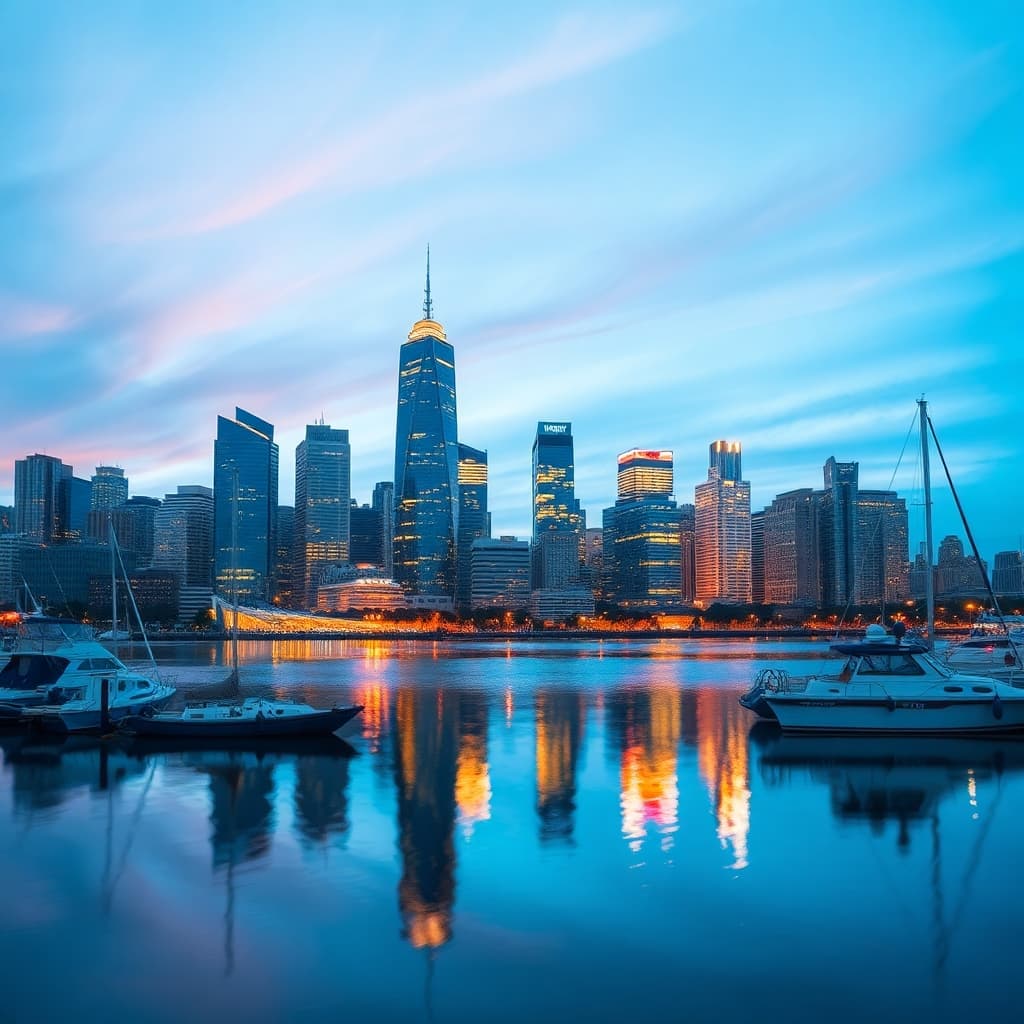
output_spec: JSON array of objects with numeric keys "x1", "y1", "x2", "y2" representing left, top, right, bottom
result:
[{"x1": 2, "y1": 1, "x2": 1023, "y2": 561}]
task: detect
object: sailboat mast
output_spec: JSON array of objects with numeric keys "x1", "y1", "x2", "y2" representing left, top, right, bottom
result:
[
  {"x1": 231, "y1": 466, "x2": 239, "y2": 682},
  {"x1": 109, "y1": 515, "x2": 118, "y2": 660},
  {"x1": 919, "y1": 398, "x2": 936, "y2": 647}
]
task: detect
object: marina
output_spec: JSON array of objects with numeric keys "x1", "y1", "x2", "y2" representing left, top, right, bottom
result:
[{"x1": 2, "y1": 637, "x2": 1020, "y2": 1023}]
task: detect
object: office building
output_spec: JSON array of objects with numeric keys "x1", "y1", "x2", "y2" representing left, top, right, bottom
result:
[
  {"x1": 679, "y1": 503, "x2": 696, "y2": 604},
  {"x1": 532, "y1": 422, "x2": 584, "y2": 590},
  {"x1": 936, "y1": 534, "x2": 984, "y2": 596},
  {"x1": 90, "y1": 466, "x2": 129, "y2": 510},
  {"x1": 295, "y1": 423, "x2": 351, "y2": 609},
  {"x1": 153, "y1": 485, "x2": 215, "y2": 622},
  {"x1": 372, "y1": 481, "x2": 395, "y2": 576},
  {"x1": 694, "y1": 441, "x2": 751, "y2": 604},
  {"x1": 993, "y1": 551, "x2": 1024, "y2": 595},
  {"x1": 393, "y1": 254, "x2": 459, "y2": 605},
  {"x1": 751, "y1": 510, "x2": 765, "y2": 604},
  {"x1": 350, "y1": 503, "x2": 384, "y2": 566},
  {"x1": 856, "y1": 490, "x2": 910, "y2": 604},
  {"x1": 67, "y1": 477, "x2": 92, "y2": 539},
  {"x1": 14, "y1": 453, "x2": 71, "y2": 543},
  {"x1": 763, "y1": 489, "x2": 819, "y2": 606},
  {"x1": 456, "y1": 444, "x2": 488, "y2": 613},
  {"x1": 470, "y1": 537, "x2": 530, "y2": 611},
  {"x1": 818, "y1": 457, "x2": 858, "y2": 607},
  {"x1": 213, "y1": 407, "x2": 279, "y2": 605},
  {"x1": 275, "y1": 505, "x2": 296, "y2": 607}
]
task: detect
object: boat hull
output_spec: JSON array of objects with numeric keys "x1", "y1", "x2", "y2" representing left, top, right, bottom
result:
[
  {"x1": 119, "y1": 704, "x2": 362, "y2": 738},
  {"x1": 767, "y1": 693, "x2": 1024, "y2": 734}
]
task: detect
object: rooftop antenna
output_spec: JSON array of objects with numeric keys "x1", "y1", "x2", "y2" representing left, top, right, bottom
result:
[{"x1": 423, "y1": 245, "x2": 433, "y2": 320}]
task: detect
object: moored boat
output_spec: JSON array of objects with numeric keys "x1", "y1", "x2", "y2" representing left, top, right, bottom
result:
[{"x1": 118, "y1": 696, "x2": 363, "y2": 738}]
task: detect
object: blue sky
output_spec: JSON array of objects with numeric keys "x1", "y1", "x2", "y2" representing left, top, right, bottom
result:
[{"x1": 2, "y1": 1, "x2": 1023, "y2": 561}]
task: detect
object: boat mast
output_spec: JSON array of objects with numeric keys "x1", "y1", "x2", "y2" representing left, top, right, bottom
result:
[
  {"x1": 109, "y1": 514, "x2": 119, "y2": 661},
  {"x1": 919, "y1": 397, "x2": 936, "y2": 648},
  {"x1": 230, "y1": 465, "x2": 239, "y2": 685}
]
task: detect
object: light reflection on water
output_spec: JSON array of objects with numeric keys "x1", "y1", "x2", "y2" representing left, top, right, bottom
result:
[{"x1": 1, "y1": 638, "x2": 1022, "y2": 1024}]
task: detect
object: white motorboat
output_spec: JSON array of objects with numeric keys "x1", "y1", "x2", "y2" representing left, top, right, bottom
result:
[
  {"x1": 762, "y1": 624, "x2": 1024, "y2": 734},
  {"x1": 944, "y1": 618, "x2": 1024, "y2": 680}
]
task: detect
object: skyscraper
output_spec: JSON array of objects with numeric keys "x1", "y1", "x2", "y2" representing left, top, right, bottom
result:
[
  {"x1": 819, "y1": 458, "x2": 858, "y2": 607},
  {"x1": 372, "y1": 481, "x2": 395, "y2": 577},
  {"x1": 14, "y1": 453, "x2": 71, "y2": 543},
  {"x1": 90, "y1": 466, "x2": 128, "y2": 510},
  {"x1": 456, "y1": 444, "x2": 488, "y2": 613},
  {"x1": 602, "y1": 449, "x2": 682, "y2": 612},
  {"x1": 295, "y1": 423, "x2": 351, "y2": 609},
  {"x1": 694, "y1": 441, "x2": 751, "y2": 604},
  {"x1": 213, "y1": 408, "x2": 279, "y2": 604},
  {"x1": 532, "y1": 422, "x2": 583, "y2": 590},
  {"x1": 153, "y1": 484, "x2": 214, "y2": 621},
  {"x1": 763, "y1": 488, "x2": 819, "y2": 606},
  {"x1": 393, "y1": 253, "x2": 459, "y2": 603}
]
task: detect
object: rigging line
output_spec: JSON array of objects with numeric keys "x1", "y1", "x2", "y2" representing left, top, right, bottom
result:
[
  {"x1": 111, "y1": 527, "x2": 161, "y2": 680},
  {"x1": 836, "y1": 407, "x2": 920, "y2": 634},
  {"x1": 102, "y1": 759, "x2": 159, "y2": 912},
  {"x1": 40, "y1": 545, "x2": 75, "y2": 618},
  {"x1": 926, "y1": 416, "x2": 1018, "y2": 653}
]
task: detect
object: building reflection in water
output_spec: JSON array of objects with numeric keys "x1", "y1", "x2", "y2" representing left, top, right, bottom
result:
[
  {"x1": 455, "y1": 694, "x2": 490, "y2": 839},
  {"x1": 393, "y1": 687, "x2": 460, "y2": 949},
  {"x1": 608, "y1": 686, "x2": 680, "y2": 853},
  {"x1": 534, "y1": 689, "x2": 584, "y2": 844},
  {"x1": 293, "y1": 748, "x2": 354, "y2": 846},
  {"x1": 694, "y1": 690, "x2": 751, "y2": 870}
]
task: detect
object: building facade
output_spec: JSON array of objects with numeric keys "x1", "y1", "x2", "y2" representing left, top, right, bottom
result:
[
  {"x1": 213, "y1": 407, "x2": 279, "y2": 605},
  {"x1": 818, "y1": 457, "x2": 858, "y2": 608},
  {"x1": 14, "y1": 453, "x2": 71, "y2": 543},
  {"x1": 90, "y1": 466, "x2": 128, "y2": 510},
  {"x1": 372, "y1": 481, "x2": 395, "y2": 576},
  {"x1": 393, "y1": 261, "x2": 459, "y2": 604},
  {"x1": 153, "y1": 484, "x2": 215, "y2": 622},
  {"x1": 856, "y1": 490, "x2": 910, "y2": 605},
  {"x1": 294, "y1": 423, "x2": 351, "y2": 609},
  {"x1": 470, "y1": 537, "x2": 531, "y2": 611},
  {"x1": 694, "y1": 441, "x2": 751, "y2": 604},
  {"x1": 763, "y1": 488, "x2": 819, "y2": 606},
  {"x1": 532, "y1": 422, "x2": 583, "y2": 590},
  {"x1": 456, "y1": 444, "x2": 488, "y2": 613}
]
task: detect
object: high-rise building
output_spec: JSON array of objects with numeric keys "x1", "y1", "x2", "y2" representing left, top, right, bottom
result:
[
  {"x1": 67, "y1": 477, "x2": 92, "y2": 539},
  {"x1": 350, "y1": 503, "x2": 384, "y2": 566},
  {"x1": 14, "y1": 453, "x2": 71, "y2": 543},
  {"x1": 763, "y1": 488, "x2": 819, "y2": 606},
  {"x1": 295, "y1": 423, "x2": 351, "y2": 609},
  {"x1": 153, "y1": 485, "x2": 214, "y2": 621},
  {"x1": 603, "y1": 449, "x2": 682, "y2": 612},
  {"x1": 818, "y1": 457, "x2": 858, "y2": 608},
  {"x1": 470, "y1": 536, "x2": 531, "y2": 611},
  {"x1": 856, "y1": 491, "x2": 910, "y2": 604},
  {"x1": 694, "y1": 441, "x2": 751, "y2": 604},
  {"x1": 456, "y1": 444, "x2": 488, "y2": 613},
  {"x1": 679, "y1": 503, "x2": 696, "y2": 604},
  {"x1": 993, "y1": 551, "x2": 1024, "y2": 595},
  {"x1": 935, "y1": 534, "x2": 984, "y2": 596},
  {"x1": 751, "y1": 510, "x2": 765, "y2": 604},
  {"x1": 90, "y1": 466, "x2": 129, "y2": 510},
  {"x1": 372, "y1": 482, "x2": 395, "y2": 576},
  {"x1": 213, "y1": 407, "x2": 279, "y2": 604},
  {"x1": 393, "y1": 254, "x2": 459, "y2": 604},
  {"x1": 275, "y1": 505, "x2": 296, "y2": 607},
  {"x1": 532, "y1": 422, "x2": 583, "y2": 590}
]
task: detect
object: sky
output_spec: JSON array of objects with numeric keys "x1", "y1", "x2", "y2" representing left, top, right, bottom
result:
[{"x1": 2, "y1": 1, "x2": 1023, "y2": 562}]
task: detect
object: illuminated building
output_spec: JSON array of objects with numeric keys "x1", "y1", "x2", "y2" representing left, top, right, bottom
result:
[
  {"x1": 819, "y1": 457, "x2": 858, "y2": 607},
  {"x1": 317, "y1": 575, "x2": 408, "y2": 612},
  {"x1": 532, "y1": 421, "x2": 584, "y2": 590},
  {"x1": 679, "y1": 503, "x2": 695, "y2": 603},
  {"x1": 349, "y1": 503, "x2": 384, "y2": 566},
  {"x1": 372, "y1": 481, "x2": 395, "y2": 576},
  {"x1": 935, "y1": 534, "x2": 983, "y2": 597},
  {"x1": 275, "y1": 505, "x2": 296, "y2": 607},
  {"x1": 470, "y1": 537, "x2": 530, "y2": 610},
  {"x1": 90, "y1": 496, "x2": 161, "y2": 562},
  {"x1": 456, "y1": 444, "x2": 488, "y2": 613},
  {"x1": 751, "y1": 510, "x2": 765, "y2": 604},
  {"x1": 0, "y1": 537, "x2": 123, "y2": 607},
  {"x1": 14, "y1": 453, "x2": 71, "y2": 543},
  {"x1": 694, "y1": 441, "x2": 751, "y2": 604},
  {"x1": 763, "y1": 489, "x2": 819, "y2": 606},
  {"x1": 153, "y1": 485, "x2": 214, "y2": 621},
  {"x1": 295, "y1": 422, "x2": 351, "y2": 609},
  {"x1": 856, "y1": 490, "x2": 910, "y2": 604},
  {"x1": 393, "y1": 252, "x2": 459, "y2": 604},
  {"x1": 214, "y1": 407, "x2": 279, "y2": 605},
  {"x1": 603, "y1": 448, "x2": 682, "y2": 611},
  {"x1": 535, "y1": 689, "x2": 583, "y2": 842},
  {"x1": 90, "y1": 465, "x2": 128, "y2": 510},
  {"x1": 993, "y1": 551, "x2": 1024, "y2": 595},
  {"x1": 455, "y1": 695, "x2": 491, "y2": 838}
]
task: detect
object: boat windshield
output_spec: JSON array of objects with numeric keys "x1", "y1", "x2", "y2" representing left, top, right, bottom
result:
[
  {"x1": 916, "y1": 651, "x2": 955, "y2": 677},
  {"x1": 855, "y1": 653, "x2": 925, "y2": 676}
]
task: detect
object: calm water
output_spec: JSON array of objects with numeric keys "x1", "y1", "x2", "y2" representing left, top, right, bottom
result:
[{"x1": 2, "y1": 638, "x2": 1021, "y2": 1024}]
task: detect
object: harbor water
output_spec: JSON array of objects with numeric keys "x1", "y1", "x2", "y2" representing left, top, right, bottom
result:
[{"x1": 1, "y1": 637, "x2": 1021, "y2": 1023}]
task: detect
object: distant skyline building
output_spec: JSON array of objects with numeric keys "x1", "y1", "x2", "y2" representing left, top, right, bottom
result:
[
  {"x1": 936, "y1": 534, "x2": 984, "y2": 596},
  {"x1": 275, "y1": 505, "x2": 296, "y2": 607},
  {"x1": 153, "y1": 484, "x2": 214, "y2": 621},
  {"x1": 90, "y1": 465, "x2": 128, "y2": 510},
  {"x1": 818, "y1": 457, "x2": 859, "y2": 608},
  {"x1": 856, "y1": 490, "x2": 910, "y2": 604},
  {"x1": 679, "y1": 503, "x2": 696, "y2": 604},
  {"x1": 763, "y1": 488, "x2": 819, "y2": 606},
  {"x1": 470, "y1": 536, "x2": 530, "y2": 611},
  {"x1": 372, "y1": 481, "x2": 395, "y2": 576},
  {"x1": 751, "y1": 510, "x2": 765, "y2": 605},
  {"x1": 14, "y1": 453, "x2": 70, "y2": 544},
  {"x1": 694, "y1": 441, "x2": 751, "y2": 604},
  {"x1": 992, "y1": 551, "x2": 1024, "y2": 595},
  {"x1": 616, "y1": 449, "x2": 673, "y2": 501},
  {"x1": 532, "y1": 421, "x2": 584, "y2": 591},
  {"x1": 456, "y1": 444, "x2": 489, "y2": 613},
  {"x1": 350, "y1": 503, "x2": 383, "y2": 566},
  {"x1": 294, "y1": 422, "x2": 351, "y2": 609},
  {"x1": 67, "y1": 477, "x2": 92, "y2": 539},
  {"x1": 393, "y1": 254, "x2": 459, "y2": 604},
  {"x1": 213, "y1": 407, "x2": 279, "y2": 605}
]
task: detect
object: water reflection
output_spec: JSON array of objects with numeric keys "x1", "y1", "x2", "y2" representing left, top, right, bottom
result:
[{"x1": 535, "y1": 689, "x2": 584, "y2": 844}]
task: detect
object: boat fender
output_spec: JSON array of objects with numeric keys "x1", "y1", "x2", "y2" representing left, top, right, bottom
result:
[
  {"x1": 886, "y1": 697, "x2": 896, "y2": 712},
  {"x1": 993, "y1": 694, "x2": 1004, "y2": 720}
]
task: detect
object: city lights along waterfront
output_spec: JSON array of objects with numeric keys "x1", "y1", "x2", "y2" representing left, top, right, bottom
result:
[{"x1": 1, "y1": 636, "x2": 1020, "y2": 1024}]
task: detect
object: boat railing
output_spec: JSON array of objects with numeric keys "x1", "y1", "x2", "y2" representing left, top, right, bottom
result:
[{"x1": 753, "y1": 667, "x2": 808, "y2": 694}]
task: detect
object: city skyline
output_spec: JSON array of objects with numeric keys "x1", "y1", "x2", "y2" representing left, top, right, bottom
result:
[{"x1": 3, "y1": 3, "x2": 1023, "y2": 560}]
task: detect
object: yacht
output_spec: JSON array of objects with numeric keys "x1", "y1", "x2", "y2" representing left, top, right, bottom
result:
[
  {"x1": 761, "y1": 624, "x2": 1024, "y2": 734},
  {"x1": 944, "y1": 618, "x2": 1024, "y2": 681}
]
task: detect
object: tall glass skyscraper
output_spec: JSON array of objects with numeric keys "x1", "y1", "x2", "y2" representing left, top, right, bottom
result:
[
  {"x1": 456, "y1": 444, "x2": 488, "y2": 613},
  {"x1": 90, "y1": 466, "x2": 128, "y2": 510},
  {"x1": 214, "y1": 408, "x2": 279, "y2": 605},
  {"x1": 393, "y1": 256, "x2": 459, "y2": 601},
  {"x1": 819, "y1": 457, "x2": 859, "y2": 607},
  {"x1": 14, "y1": 453, "x2": 71, "y2": 543},
  {"x1": 295, "y1": 423, "x2": 351, "y2": 609},
  {"x1": 694, "y1": 440, "x2": 751, "y2": 604},
  {"x1": 372, "y1": 481, "x2": 395, "y2": 577},
  {"x1": 532, "y1": 422, "x2": 583, "y2": 590}
]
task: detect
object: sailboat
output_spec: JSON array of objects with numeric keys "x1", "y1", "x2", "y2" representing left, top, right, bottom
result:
[
  {"x1": 747, "y1": 399, "x2": 1024, "y2": 733},
  {"x1": 119, "y1": 466, "x2": 363, "y2": 739}
]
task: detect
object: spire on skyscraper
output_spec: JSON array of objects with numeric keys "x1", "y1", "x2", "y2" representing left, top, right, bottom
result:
[{"x1": 423, "y1": 245, "x2": 433, "y2": 320}]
